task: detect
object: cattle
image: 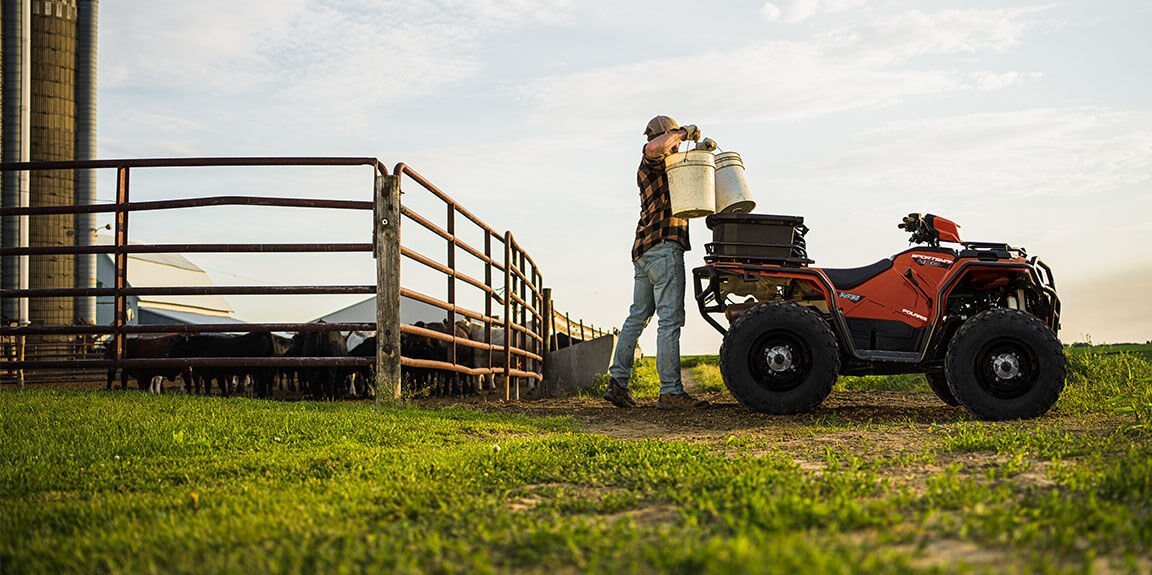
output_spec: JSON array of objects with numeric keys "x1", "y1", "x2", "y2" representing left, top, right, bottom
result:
[
  {"x1": 419, "y1": 319, "x2": 477, "y2": 396},
  {"x1": 104, "y1": 334, "x2": 188, "y2": 393},
  {"x1": 270, "y1": 333, "x2": 295, "y2": 392},
  {"x1": 352, "y1": 323, "x2": 475, "y2": 397},
  {"x1": 468, "y1": 322, "x2": 543, "y2": 394},
  {"x1": 401, "y1": 322, "x2": 438, "y2": 393},
  {"x1": 233, "y1": 332, "x2": 278, "y2": 398},
  {"x1": 167, "y1": 332, "x2": 277, "y2": 397},
  {"x1": 467, "y1": 323, "x2": 512, "y2": 393},
  {"x1": 293, "y1": 327, "x2": 348, "y2": 400},
  {"x1": 346, "y1": 335, "x2": 375, "y2": 398},
  {"x1": 167, "y1": 335, "x2": 234, "y2": 396}
]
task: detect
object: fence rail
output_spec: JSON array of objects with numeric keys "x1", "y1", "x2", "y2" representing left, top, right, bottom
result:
[{"x1": 1, "y1": 156, "x2": 610, "y2": 397}]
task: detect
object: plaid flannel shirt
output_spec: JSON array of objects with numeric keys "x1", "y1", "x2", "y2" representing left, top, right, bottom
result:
[{"x1": 631, "y1": 152, "x2": 690, "y2": 260}]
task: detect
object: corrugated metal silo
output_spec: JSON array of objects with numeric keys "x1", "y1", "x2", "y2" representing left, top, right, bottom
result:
[{"x1": 28, "y1": 0, "x2": 78, "y2": 330}]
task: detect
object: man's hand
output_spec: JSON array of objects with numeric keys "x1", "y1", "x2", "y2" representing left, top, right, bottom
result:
[
  {"x1": 697, "y1": 137, "x2": 718, "y2": 152},
  {"x1": 681, "y1": 125, "x2": 701, "y2": 141}
]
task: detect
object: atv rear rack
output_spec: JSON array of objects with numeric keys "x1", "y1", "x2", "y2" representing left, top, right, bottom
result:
[{"x1": 958, "y1": 242, "x2": 1027, "y2": 261}]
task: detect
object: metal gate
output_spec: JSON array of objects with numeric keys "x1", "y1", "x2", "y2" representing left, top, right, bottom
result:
[{"x1": 1, "y1": 157, "x2": 607, "y2": 400}]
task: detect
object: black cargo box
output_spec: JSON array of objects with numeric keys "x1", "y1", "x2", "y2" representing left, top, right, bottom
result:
[{"x1": 704, "y1": 213, "x2": 810, "y2": 264}]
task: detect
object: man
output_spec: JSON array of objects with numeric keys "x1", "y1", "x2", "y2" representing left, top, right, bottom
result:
[{"x1": 603, "y1": 115, "x2": 714, "y2": 410}]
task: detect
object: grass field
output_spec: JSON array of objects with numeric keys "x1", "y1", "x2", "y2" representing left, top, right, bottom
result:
[
  {"x1": 1069, "y1": 343, "x2": 1152, "y2": 363},
  {"x1": 2, "y1": 348, "x2": 1151, "y2": 574}
]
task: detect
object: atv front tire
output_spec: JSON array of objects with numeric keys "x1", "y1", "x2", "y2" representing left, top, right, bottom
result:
[
  {"x1": 719, "y1": 301, "x2": 839, "y2": 414},
  {"x1": 945, "y1": 309, "x2": 1065, "y2": 420},
  {"x1": 924, "y1": 372, "x2": 960, "y2": 406}
]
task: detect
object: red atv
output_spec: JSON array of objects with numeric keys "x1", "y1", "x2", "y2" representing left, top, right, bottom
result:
[{"x1": 693, "y1": 213, "x2": 1064, "y2": 420}]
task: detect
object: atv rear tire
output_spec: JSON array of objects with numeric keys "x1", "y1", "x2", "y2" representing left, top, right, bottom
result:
[
  {"x1": 945, "y1": 309, "x2": 1065, "y2": 420},
  {"x1": 924, "y1": 372, "x2": 960, "y2": 406},
  {"x1": 719, "y1": 301, "x2": 839, "y2": 414}
]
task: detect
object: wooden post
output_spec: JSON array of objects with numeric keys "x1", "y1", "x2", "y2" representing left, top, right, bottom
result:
[
  {"x1": 374, "y1": 174, "x2": 402, "y2": 403},
  {"x1": 112, "y1": 167, "x2": 130, "y2": 390},
  {"x1": 540, "y1": 287, "x2": 552, "y2": 396},
  {"x1": 541, "y1": 288, "x2": 553, "y2": 353}
]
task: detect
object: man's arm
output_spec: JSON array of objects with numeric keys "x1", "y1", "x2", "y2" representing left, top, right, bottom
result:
[{"x1": 643, "y1": 128, "x2": 689, "y2": 161}]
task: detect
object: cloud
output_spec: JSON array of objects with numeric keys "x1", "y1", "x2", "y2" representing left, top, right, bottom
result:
[
  {"x1": 818, "y1": 7, "x2": 1049, "y2": 62},
  {"x1": 761, "y1": 0, "x2": 868, "y2": 23},
  {"x1": 806, "y1": 107, "x2": 1152, "y2": 199},
  {"x1": 518, "y1": 7, "x2": 1042, "y2": 134},
  {"x1": 103, "y1": 0, "x2": 573, "y2": 109}
]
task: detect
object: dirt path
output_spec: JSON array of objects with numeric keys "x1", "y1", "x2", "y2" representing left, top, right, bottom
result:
[{"x1": 467, "y1": 389, "x2": 967, "y2": 448}]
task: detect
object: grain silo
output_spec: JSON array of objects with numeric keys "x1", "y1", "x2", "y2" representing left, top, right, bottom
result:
[{"x1": 1, "y1": 0, "x2": 98, "y2": 348}]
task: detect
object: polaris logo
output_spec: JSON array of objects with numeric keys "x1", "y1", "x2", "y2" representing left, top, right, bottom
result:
[
  {"x1": 901, "y1": 308, "x2": 928, "y2": 322},
  {"x1": 912, "y1": 254, "x2": 953, "y2": 268},
  {"x1": 838, "y1": 292, "x2": 863, "y2": 303}
]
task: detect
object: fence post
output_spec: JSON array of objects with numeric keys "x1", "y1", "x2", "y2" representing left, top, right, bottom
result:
[
  {"x1": 112, "y1": 167, "x2": 130, "y2": 389},
  {"x1": 484, "y1": 233, "x2": 493, "y2": 391},
  {"x1": 541, "y1": 288, "x2": 553, "y2": 353},
  {"x1": 540, "y1": 287, "x2": 552, "y2": 395},
  {"x1": 516, "y1": 248, "x2": 526, "y2": 400},
  {"x1": 374, "y1": 173, "x2": 402, "y2": 403},
  {"x1": 446, "y1": 203, "x2": 456, "y2": 374},
  {"x1": 503, "y1": 231, "x2": 513, "y2": 401}
]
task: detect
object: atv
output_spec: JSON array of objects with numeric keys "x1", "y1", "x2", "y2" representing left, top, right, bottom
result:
[{"x1": 693, "y1": 212, "x2": 1064, "y2": 420}]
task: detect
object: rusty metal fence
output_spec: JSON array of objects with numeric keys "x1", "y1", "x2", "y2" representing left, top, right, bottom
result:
[{"x1": 0, "y1": 157, "x2": 608, "y2": 399}]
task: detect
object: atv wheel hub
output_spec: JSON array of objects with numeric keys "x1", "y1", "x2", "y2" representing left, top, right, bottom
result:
[
  {"x1": 764, "y1": 345, "x2": 794, "y2": 373},
  {"x1": 991, "y1": 353, "x2": 1021, "y2": 380}
]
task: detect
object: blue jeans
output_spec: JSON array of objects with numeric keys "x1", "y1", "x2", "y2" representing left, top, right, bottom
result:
[{"x1": 609, "y1": 242, "x2": 686, "y2": 395}]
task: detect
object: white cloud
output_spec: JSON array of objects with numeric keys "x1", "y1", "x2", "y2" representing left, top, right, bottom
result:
[
  {"x1": 761, "y1": 0, "x2": 868, "y2": 23},
  {"x1": 819, "y1": 7, "x2": 1046, "y2": 62},
  {"x1": 104, "y1": 0, "x2": 572, "y2": 108},
  {"x1": 761, "y1": 3, "x2": 782, "y2": 21},
  {"x1": 519, "y1": 7, "x2": 1042, "y2": 134},
  {"x1": 813, "y1": 107, "x2": 1152, "y2": 199}
]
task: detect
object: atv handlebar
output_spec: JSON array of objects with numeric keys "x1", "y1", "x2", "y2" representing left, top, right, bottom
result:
[{"x1": 898, "y1": 213, "x2": 938, "y2": 246}]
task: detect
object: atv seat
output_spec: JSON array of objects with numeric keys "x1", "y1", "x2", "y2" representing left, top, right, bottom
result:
[{"x1": 822, "y1": 259, "x2": 893, "y2": 290}]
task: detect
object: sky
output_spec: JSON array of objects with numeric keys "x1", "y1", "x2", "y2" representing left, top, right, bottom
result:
[{"x1": 95, "y1": 0, "x2": 1152, "y2": 354}]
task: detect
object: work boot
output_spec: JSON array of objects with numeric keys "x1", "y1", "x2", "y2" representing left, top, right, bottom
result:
[
  {"x1": 603, "y1": 378, "x2": 638, "y2": 408},
  {"x1": 658, "y1": 392, "x2": 709, "y2": 410}
]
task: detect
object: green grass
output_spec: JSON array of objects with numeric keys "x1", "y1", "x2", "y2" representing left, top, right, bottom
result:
[
  {"x1": 1068, "y1": 343, "x2": 1152, "y2": 362},
  {"x1": 592, "y1": 357, "x2": 728, "y2": 396},
  {"x1": 835, "y1": 373, "x2": 930, "y2": 393},
  {"x1": 4, "y1": 345, "x2": 1151, "y2": 573}
]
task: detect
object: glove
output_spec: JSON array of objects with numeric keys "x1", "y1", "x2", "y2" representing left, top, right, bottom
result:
[
  {"x1": 681, "y1": 125, "x2": 701, "y2": 141},
  {"x1": 697, "y1": 137, "x2": 718, "y2": 152}
]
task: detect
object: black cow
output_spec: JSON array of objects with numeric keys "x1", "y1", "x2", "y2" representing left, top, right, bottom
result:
[
  {"x1": 104, "y1": 334, "x2": 188, "y2": 392},
  {"x1": 167, "y1": 332, "x2": 276, "y2": 397},
  {"x1": 294, "y1": 328, "x2": 347, "y2": 400},
  {"x1": 401, "y1": 323, "x2": 438, "y2": 393},
  {"x1": 421, "y1": 319, "x2": 476, "y2": 396},
  {"x1": 168, "y1": 335, "x2": 235, "y2": 396},
  {"x1": 270, "y1": 334, "x2": 295, "y2": 392},
  {"x1": 468, "y1": 323, "x2": 518, "y2": 393},
  {"x1": 347, "y1": 336, "x2": 375, "y2": 398}
]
